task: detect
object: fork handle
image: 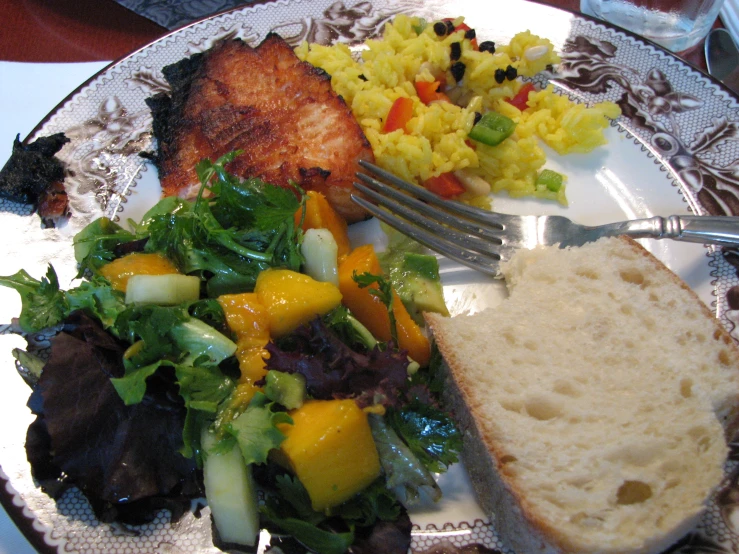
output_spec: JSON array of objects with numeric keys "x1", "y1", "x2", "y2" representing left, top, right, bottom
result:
[{"x1": 616, "y1": 215, "x2": 739, "y2": 246}]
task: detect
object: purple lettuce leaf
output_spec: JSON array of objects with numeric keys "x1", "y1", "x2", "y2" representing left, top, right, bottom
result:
[
  {"x1": 25, "y1": 311, "x2": 202, "y2": 524},
  {"x1": 264, "y1": 318, "x2": 409, "y2": 408}
]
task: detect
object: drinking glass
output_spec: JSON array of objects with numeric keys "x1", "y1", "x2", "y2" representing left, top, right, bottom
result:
[{"x1": 580, "y1": 0, "x2": 726, "y2": 52}]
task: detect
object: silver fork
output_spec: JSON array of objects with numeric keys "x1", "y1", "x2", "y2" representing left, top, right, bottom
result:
[{"x1": 352, "y1": 160, "x2": 739, "y2": 277}]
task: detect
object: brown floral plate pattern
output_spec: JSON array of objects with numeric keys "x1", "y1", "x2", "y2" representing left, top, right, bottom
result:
[{"x1": 1, "y1": 0, "x2": 739, "y2": 552}]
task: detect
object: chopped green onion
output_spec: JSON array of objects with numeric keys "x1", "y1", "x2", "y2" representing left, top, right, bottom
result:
[
  {"x1": 536, "y1": 169, "x2": 564, "y2": 192},
  {"x1": 412, "y1": 18, "x2": 427, "y2": 35},
  {"x1": 468, "y1": 111, "x2": 516, "y2": 146}
]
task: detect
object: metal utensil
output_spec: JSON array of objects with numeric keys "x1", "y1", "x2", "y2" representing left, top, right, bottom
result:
[
  {"x1": 705, "y1": 28, "x2": 739, "y2": 93},
  {"x1": 352, "y1": 161, "x2": 739, "y2": 277}
]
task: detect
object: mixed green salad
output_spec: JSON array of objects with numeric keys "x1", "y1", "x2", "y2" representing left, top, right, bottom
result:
[{"x1": 0, "y1": 153, "x2": 460, "y2": 553}]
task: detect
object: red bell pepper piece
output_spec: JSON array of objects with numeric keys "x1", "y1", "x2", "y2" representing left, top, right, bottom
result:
[
  {"x1": 383, "y1": 97, "x2": 414, "y2": 133},
  {"x1": 414, "y1": 80, "x2": 450, "y2": 105},
  {"x1": 506, "y1": 83, "x2": 536, "y2": 111},
  {"x1": 423, "y1": 172, "x2": 466, "y2": 198}
]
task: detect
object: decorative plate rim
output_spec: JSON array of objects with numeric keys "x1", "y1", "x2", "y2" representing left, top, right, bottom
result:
[{"x1": 4, "y1": 0, "x2": 739, "y2": 552}]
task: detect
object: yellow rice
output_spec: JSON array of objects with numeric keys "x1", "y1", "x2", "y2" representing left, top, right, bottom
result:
[{"x1": 296, "y1": 15, "x2": 621, "y2": 206}]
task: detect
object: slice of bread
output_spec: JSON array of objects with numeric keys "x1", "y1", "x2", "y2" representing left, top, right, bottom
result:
[{"x1": 425, "y1": 237, "x2": 739, "y2": 554}]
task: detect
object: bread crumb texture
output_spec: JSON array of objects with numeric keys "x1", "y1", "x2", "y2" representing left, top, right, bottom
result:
[{"x1": 426, "y1": 237, "x2": 739, "y2": 554}]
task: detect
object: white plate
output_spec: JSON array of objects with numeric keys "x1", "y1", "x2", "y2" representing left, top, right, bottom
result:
[{"x1": 1, "y1": 0, "x2": 739, "y2": 552}]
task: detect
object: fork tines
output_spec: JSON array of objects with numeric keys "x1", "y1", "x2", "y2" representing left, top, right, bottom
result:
[{"x1": 352, "y1": 160, "x2": 513, "y2": 277}]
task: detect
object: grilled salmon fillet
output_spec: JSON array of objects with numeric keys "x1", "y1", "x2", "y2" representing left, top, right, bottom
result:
[{"x1": 146, "y1": 34, "x2": 373, "y2": 223}]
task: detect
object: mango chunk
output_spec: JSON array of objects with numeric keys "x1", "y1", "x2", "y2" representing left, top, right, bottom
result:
[
  {"x1": 219, "y1": 293, "x2": 271, "y2": 343},
  {"x1": 99, "y1": 252, "x2": 179, "y2": 292},
  {"x1": 279, "y1": 399, "x2": 381, "y2": 512},
  {"x1": 255, "y1": 269, "x2": 342, "y2": 337},
  {"x1": 218, "y1": 293, "x2": 272, "y2": 405}
]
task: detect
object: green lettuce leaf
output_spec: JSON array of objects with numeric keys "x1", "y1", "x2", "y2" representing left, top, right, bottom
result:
[
  {"x1": 131, "y1": 195, "x2": 192, "y2": 236},
  {"x1": 386, "y1": 404, "x2": 462, "y2": 474},
  {"x1": 368, "y1": 413, "x2": 441, "y2": 505},
  {"x1": 322, "y1": 306, "x2": 377, "y2": 351},
  {"x1": 73, "y1": 217, "x2": 137, "y2": 275},
  {"x1": 111, "y1": 304, "x2": 236, "y2": 404},
  {"x1": 113, "y1": 304, "x2": 189, "y2": 365},
  {"x1": 272, "y1": 473, "x2": 325, "y2": 525},
  {"x1": 261, "y1": 477, "x2": 355, "y2": 554},
  {"x1": 228, "y1": 392, "x2": 292, "y2": 465},
  {"x1": 143, "y1": 153, "x2": 304, "y2": 296},
  {"x1": 176, "y1": 363, "x2": 236, "y2": 414},
  {"x1": 0, "y1": 266, "x2": 127, "y2": 333},
  {"x1": 176, "y1": 363, "x2": 236, "y2": 459},
  {"x1": 110, "y1": 307, "x2": 237, "y2": 460},
  {"x1": 170, "y1": 318, "x2": 236, "y2": 366},
  {"x1": 261, "y1": 503, "x2": 354, "y2": 554},
  {"x1": 188, "y1": 298, "x2": 229, "y2": 334},
  {"x1": 0, "y1": 265, "x2": 67, "y2": 332},
  {"x1": 66, "y1": 275, "x2": 126, "y2": 330},
  {"x1": 338, "y1": 479, "x2": 401, "y2": 526},
  {"x1": 262, "y1": 474, "x2": 404, "y2": 554},
  {"x1": 111, "y1": 360, "x2": 165, "y2": 406}
]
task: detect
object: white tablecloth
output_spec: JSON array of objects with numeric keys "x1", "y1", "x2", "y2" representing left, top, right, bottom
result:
[
  {"x1": 722, "y1": 0, "x2": 739, "y2": 44},
  {"x1": 0, "y1": 60, "x2": 109, "y2": 554}
]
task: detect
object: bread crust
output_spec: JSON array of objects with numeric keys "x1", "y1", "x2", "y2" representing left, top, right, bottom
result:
[
  {"x1": 425, "y1": 236, "x2": 739, "y2": 554},
  {"x1": 434, "y1": 351, "x2": 564, "y2": 553}
]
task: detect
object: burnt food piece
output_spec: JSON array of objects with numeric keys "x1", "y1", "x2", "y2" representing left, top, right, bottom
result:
[{"x1": 0, "y1": 133, "x2": 69, "y2": 205}]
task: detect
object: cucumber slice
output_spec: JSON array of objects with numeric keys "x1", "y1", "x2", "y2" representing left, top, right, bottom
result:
[
  {"x1": 201, "y1": 428, "x2": 260, "y2": 547},
  {"x1": 124, "y1": 274, "x2": 200, "y2": 305}
]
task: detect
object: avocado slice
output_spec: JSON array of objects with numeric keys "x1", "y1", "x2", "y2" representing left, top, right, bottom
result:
[
  {"x1": 264, "y1": 370, "x2": 306, "y2": 410},
  {"x1": 377, "y1": 223, "x2": 450, "y2": 324},
  {"x1": 392, "y1": 252, "x2": 449, "y2": 324}
]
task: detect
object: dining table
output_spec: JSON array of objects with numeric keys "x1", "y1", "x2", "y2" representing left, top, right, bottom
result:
[
  {"x1": 1, "y1": 0, "x2": 717, "y2": 64},
  {"x1": 0, "y1": 0, "x2": 732, "y2": 552}
]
